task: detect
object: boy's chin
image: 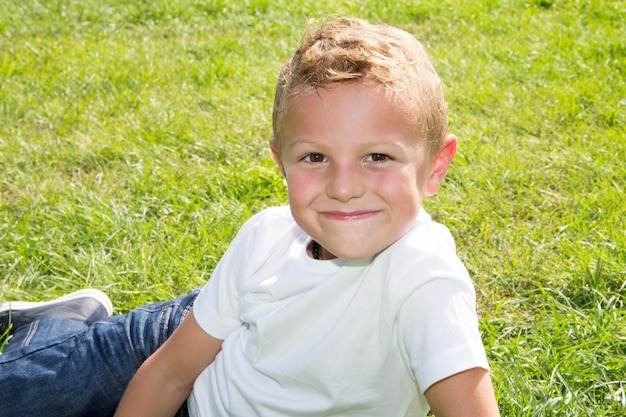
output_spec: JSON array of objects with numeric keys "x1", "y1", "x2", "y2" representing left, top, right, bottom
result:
[{"x1": 321, "y1": 242, "x2": 392, "y2": 260}]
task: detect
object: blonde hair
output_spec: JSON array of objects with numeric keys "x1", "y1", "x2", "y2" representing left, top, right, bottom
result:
[{"x1": 272, "y1": 17, "x2": 448, "y2": 157}]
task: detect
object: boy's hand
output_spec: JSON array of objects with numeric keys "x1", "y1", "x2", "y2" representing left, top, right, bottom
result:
[{"x1": 425, "y1": 367, "x2": 500, "y2": 417}]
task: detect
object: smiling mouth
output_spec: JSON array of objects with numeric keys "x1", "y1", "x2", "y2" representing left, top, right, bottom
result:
[{"x1": 321, "y1": 210, "x2": 380, "y2": 221}]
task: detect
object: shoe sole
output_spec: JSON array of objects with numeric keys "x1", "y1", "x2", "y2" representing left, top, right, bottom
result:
[{"x1": 0, "y1": 289, "x2": 114, "y2": 318}]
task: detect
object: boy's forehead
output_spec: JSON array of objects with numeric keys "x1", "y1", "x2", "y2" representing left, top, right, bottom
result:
[
  {"x1": 285, "y1": 83, "x2": 417, "y2": 124},
  {"x1": 280, "y1": 83, "x2": 429, "y2": 151}
]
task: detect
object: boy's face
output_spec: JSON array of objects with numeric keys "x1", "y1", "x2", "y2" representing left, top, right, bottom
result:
[{"x1": 272, "y1": 83, "x2": 456, "y2": 260}]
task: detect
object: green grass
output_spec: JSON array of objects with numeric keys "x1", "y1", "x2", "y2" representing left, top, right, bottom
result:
[{"x1": 1, "y1": 0, "x2": 624, "y2": 414}]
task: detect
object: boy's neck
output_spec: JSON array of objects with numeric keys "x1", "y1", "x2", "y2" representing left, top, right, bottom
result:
[{"x1": 310, "y1": 240, "x2": 337, "y2": 261}]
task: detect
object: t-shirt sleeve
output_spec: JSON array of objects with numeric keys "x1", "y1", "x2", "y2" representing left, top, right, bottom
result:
[
  {"x1": 192, "y1": 211, "x2": 265, "y2": 339},
  {"x1": 192, "y1": 249, "x2": 242, "y2": 340},
  {"x1": 397, "y1": 278, "x2": 490, "y2": 393},
  {"x1": 192, "y1": 206, "x2": 295, "y2": 340}
]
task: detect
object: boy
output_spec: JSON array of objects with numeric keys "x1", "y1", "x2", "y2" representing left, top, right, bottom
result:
[{"x1": 0, "y1": 17, "x2": 499, "y2": 417}]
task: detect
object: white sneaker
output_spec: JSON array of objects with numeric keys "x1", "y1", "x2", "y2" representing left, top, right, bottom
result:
[{"x1": 0, "y1": 289, "x2": 113, "y2": 333}]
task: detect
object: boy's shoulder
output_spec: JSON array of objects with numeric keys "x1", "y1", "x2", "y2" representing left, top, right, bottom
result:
[
  {"x1": 403, "y1": 209, "x2": 458, "y2": 254},
  {"x1": 253, "y1": 205, "x2": 293, "y2": 220},
  {"x1": 380, "y1": 209, "x2": 472, "y2": 300},
  {"x1": 230, "y1": 205, "x2": 298, "y2": 254},
  {"x1": 242, "y1": 205, "x2": 295, "y2": 232}
]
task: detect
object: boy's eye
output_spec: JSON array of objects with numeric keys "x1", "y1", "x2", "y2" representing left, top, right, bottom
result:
[
  {"x1": 304, "y1": 153, "x2": 326, "y2": 163},
  {"x1": 368, "y1": 153, "x2": 389, "y2": 162}
]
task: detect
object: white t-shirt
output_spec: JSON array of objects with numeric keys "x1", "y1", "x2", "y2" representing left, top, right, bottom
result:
[{"x1": 188, "y1": 206, "x2": 489, "y2": 417}]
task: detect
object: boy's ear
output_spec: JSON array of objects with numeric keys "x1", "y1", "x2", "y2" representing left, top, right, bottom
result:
[
  {"x1": 425, "y1": 134, "x2": 457, "y2": 196},
  {"x1": 270, "y1": 139, "x2": 286, "y2": 177}
]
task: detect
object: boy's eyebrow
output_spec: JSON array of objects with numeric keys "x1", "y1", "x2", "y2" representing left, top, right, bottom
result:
[{"x1": 281, "y1": 138, "x2": 317, "y2": 152}]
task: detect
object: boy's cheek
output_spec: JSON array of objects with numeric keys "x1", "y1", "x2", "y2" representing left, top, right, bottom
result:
[{"x1": 285, "y1": 174, "x2": 321, "y2": 203}]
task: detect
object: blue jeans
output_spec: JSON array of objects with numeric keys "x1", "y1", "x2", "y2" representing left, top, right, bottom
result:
[{"x1": 0, "y1": 290, "x2": 200, "y2": 417}]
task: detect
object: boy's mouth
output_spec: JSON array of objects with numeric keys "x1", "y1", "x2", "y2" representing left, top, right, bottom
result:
[{"x1": 320, "y1": 210, "x2": 380, "y2": 222}]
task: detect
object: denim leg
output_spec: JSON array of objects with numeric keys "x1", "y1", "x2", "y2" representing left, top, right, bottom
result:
[
  {"x1": 0, "y1": 290, "x2": 199, "y2": 417},
  {"x1": 3, "y1": 319, "x2": 88, "y2": 353}
]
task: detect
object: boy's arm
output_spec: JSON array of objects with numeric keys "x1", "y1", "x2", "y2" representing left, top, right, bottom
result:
[
  {"x1": 424, "y1": 367, "x2": 500, "y2": 417},
  {"x1": 114, "y1": 309, "x2": 223, "y2": 417}
]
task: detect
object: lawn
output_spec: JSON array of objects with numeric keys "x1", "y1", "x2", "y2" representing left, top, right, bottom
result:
[{"x1": 1, "y1": 0, "x2": 624, "y2": 415}]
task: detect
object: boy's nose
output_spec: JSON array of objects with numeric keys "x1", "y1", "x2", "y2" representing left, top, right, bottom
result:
[{"x1": 326, "y1": 163, "x2": 366, "y2": 202}]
